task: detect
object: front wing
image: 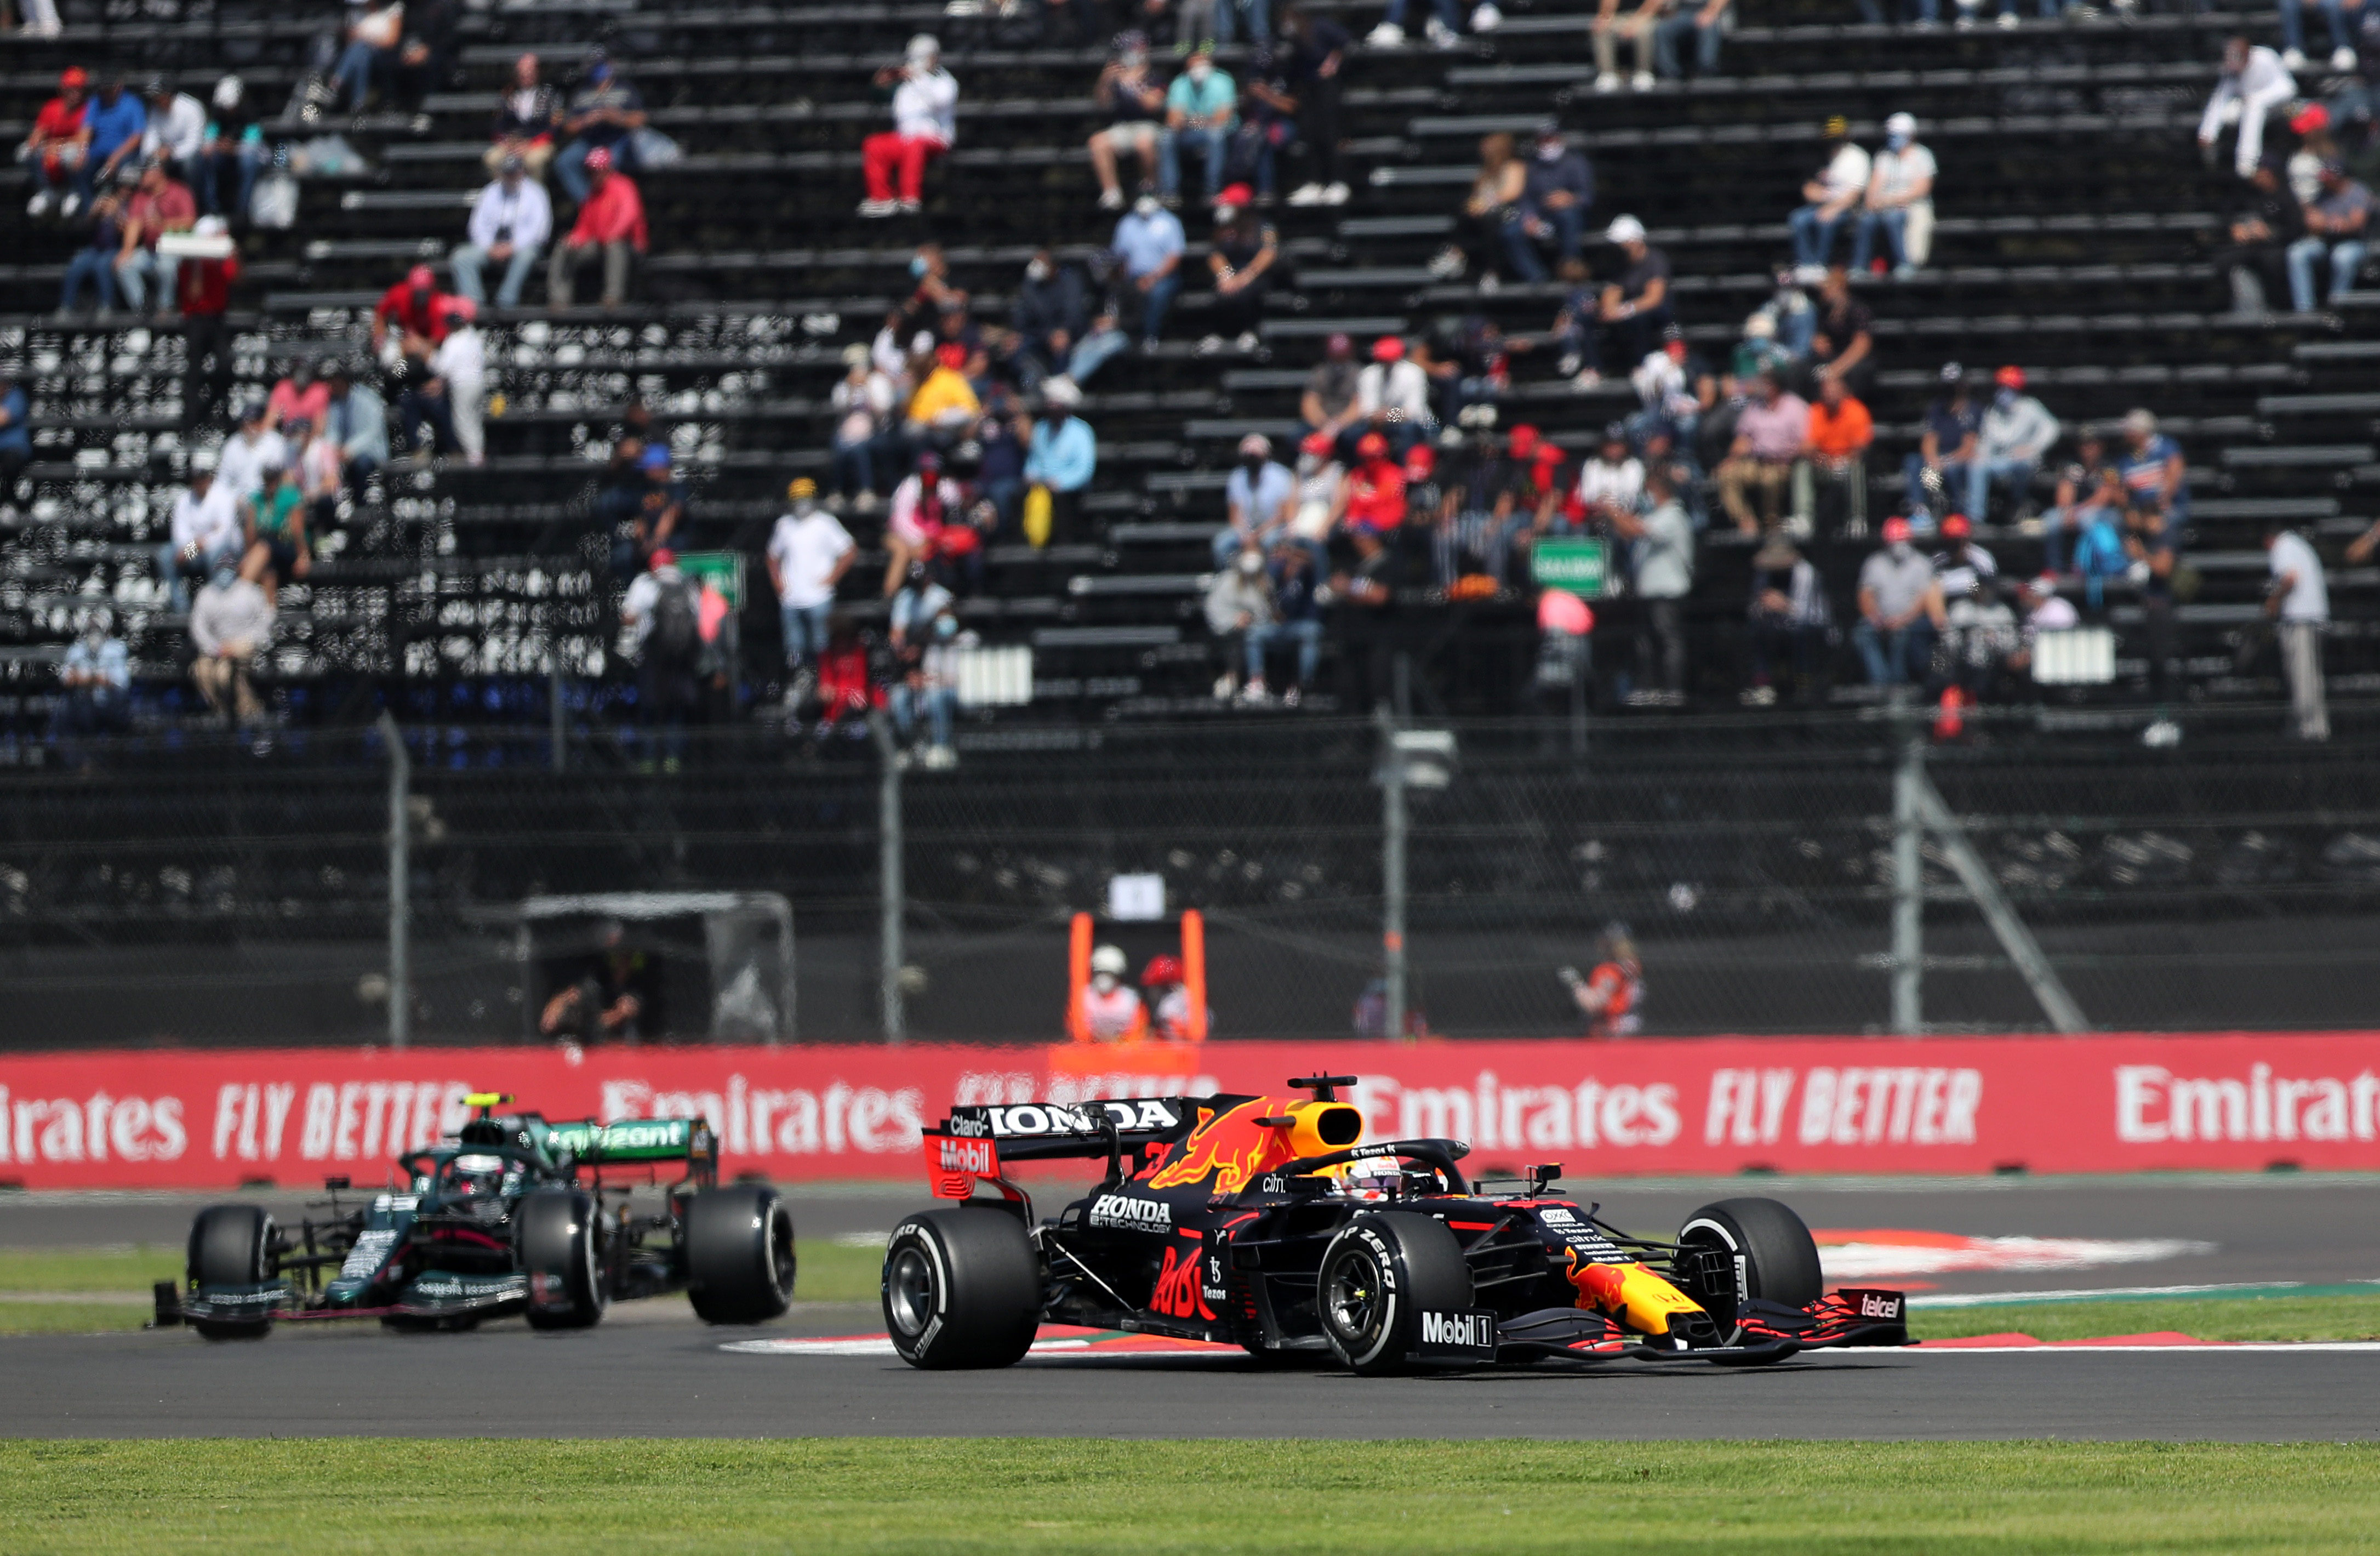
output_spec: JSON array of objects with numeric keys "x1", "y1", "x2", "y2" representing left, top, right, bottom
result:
[
  {"x1": 161, "y1": 1270, "x2": 532, "y2": 1327},
  {"x1": 1486, "y1": 1287, "x2": 1908, "y2": 1365}
]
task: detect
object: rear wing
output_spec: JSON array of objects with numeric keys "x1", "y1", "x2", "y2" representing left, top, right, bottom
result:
[
  {"x1": 921, "y1": 1098, "x2": 1201, "y2": 1199},
  {"x1": 545, "y1": 1116, "x2": 718, "y2": 1176}
]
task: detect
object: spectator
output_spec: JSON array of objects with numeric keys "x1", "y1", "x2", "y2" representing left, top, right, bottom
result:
[
  {"x1": 1205, "y1": 184, "x2": 1278, "y2": 352},
  {"x1": 907, "y1": 341, "x2": 983, "y2": 446},
  {"x1": 621, "y1": 548, "x2": 700, "y2": 770},
  {"x1": 1806, "y1": 263, "x2": 1875, "y2": 400},
  {"x1": 217, "y1": 398, "x2": 288, "y2": 502},
  {"x1": 159, "y1": 453, "x2": 240, "y2": 610},
  {"x1": 2265, "y1": 521, "x2": 2330, "y2": 741},
  {"x1": 1206, "y1": 546, "x2": 1277, "y2": 700},
  {"x1": 1596, "y1": 216, "x2": 1673, "y2": 374},
  {"x1": 1569, "y1": 423, "x2": 1645, "y2": 533},
  {"x1": 859, "y1": 35, "x2": 957, "y2": 218},
  {"x1": 1939, "y1": 575, "x2": 2021, "y2": 709},
  {"x1": 290, "y1": 415, "x2": 344, "y2": 539},
  {"x1": 140, "y1": 74, "x2": 205, "y2": 186},
  {"x1": 556, "y1": 50, "x2": 647, "y2": 205},
  {"x1": 1111, "y1": 190, "x2": 1187, "y2": 346},
  {"x1": 1716, "y1": 369, "x2": 1808, "y2": 534},
  {"x1": 973, "y1": 389, "x2": 1030, "y2": 533},
  {"x1": 890, "y1": 600, "x2": 965, "y2": 768},
  {"x1": 830, "y1": 346, "x2": 897, "y2": 508},
  {"x1": 1247, "y1": 542, "x2": 1323, "y2": 705},
  {"x1": 187, "y1": 559, "x2": 273, "y2": 728},
  {"x1": 1301, "y1": 332, "x2": 1363, "y2": 451},
  {"x1": 1236, "y1": 50, "x2": 1300, "y2": 202},
  {"x1": 1798, "y1": 372, "x2": 1873, "y2": 538},
  {"x1": 116, "y1": 158, "x2": 195, "y2": 318},
  {"x1": 884, "y1": 452, "x2": 965, "y2": 586},
  {"x1": 330, "y1": 0, "x2": 405, "y2": 113},
  {"x1": 1355, "y1": 335, "x2": 1434, "y2": 457},
  {"x1": 1612, "y1": 461, "x2": 1693, "y2": 700},
  {"x1": 1370, "y1": 0, "x2": 1468, "y2": 49},
  {"x1": 1281, "y1": 5, "x2": 1353, "y2": 207},
  {"x1": 1591, "y1": 0, "x2": 1663, "y2": 92},
  {"x1": 1560, "y1": 924, "x2": 1642, "y2": 1038},
  {"x1": 487, "y1": 53, "x2": 562, "y2": 179},
  {"x1": 1077, "y1": 944, "x2": 1148, "y2": 1041},
  {"x1": 20, "y1": 67, "x2": 91, "y2": 219},
  {"x1": 1853, "y1": 112, "x2": 1934, "y2": 276},
  {"x1": 2126, "y1": 487, "x2": 2185, "y2": 710},
  {"x1": 898, "y1": 242, "x2": 966, "y2": 337},
  {"x1": 196, "y1": 76, "x2": 266, "y2": 224},
  {"x1": 2216, "y1": 158, "x2": 2304, "y2": 314},
  {"x1": 2280, "y1": 0, "x2": 2358, "y2": 73},
  {"x1": 451, "y1": 155, "x2": 551, "y2": 309},
  {"x1": 431, "y1": 306, "x2": 487, "y2": 465},
  {"x1": 1012, "y1": 250, "x2": 1089, "y2": 388},
  {"x1": 1458, "y1": 133, "x2": 1527, "y2": 287},
  {"x1": 1654, "y1": 0, "x2": 1728, "y2": 81},
  {"x1": 324, "y1": 364, "x2": 390, "y2": 490},
  {"x1": 392, "y1": 335, "x2": 462, "y2": 461},
  {"x1": 1506, "y1": 122, "x2": 1593, "y2": 283},
  {"x1": 1217, "y1": 433, "x2": 1297, "y2": 567},
  {"x1": 1440, "y1": 418, "x2": 1537, "y2": 583},
  {"x1": 0, "y1": 372, "x2": 27, "y2": 491},
  {"x1": 2008, "y1": 573, "x2": 2079, "y2": 683},
  {"x1": 1089, "y1": 32, "x2": 1168, "y2": 212},
  {"x1": 2198, "y1": 37, "x2": 2297, "y2": 181},
  {"x1": 1332, "y1": 524, "x2": 1399, "y2": 708},
  {"x1": 1440, "y1": 314, "x2": 1513, "y2": 426},
  {"x1": 1025, "y1": 378, "x2": 1099, "y2": 543},
  {"x1": 1161, "y1": 45, "x2": 1236, "y2": 204},
  {"x1": 1930, "y1": 511, "x2": 1997, "y2": 604},
  {"x1": 1551, "y1": 261, "x2": 1603, "y2": 386},
  {"x1": 619, "y1": 444, "x2": 686, "y2": 577},
  {"x1": 239, "y1": 462, "x2": 309, "y2": 604},
  {"x1": 2117, "y1": 408, "x2": 2189, "y2": 532},
  {"x1": 2287, "y1": 161, "x2": 2371, "y2": 311},
  {"x1": 51, "y1": 609, "x2": 130, "y2": 750},
  {"x1": 1854, "y1": 516, "x2": 1943, "y2": 686},
  {"x1": 266, "y1": 361, "x2": 330, "y2": 432},
  {"x1": 82, "y1": 77, "x2": 148, "y2": 200},
  {"x1": 56, "y1": 184, "x2": 126, "y2": 315},
  {"x1": 1902, "y1": 362, "x2": 1977, "y2": 525},
  {"x1": 2043, "y1": 430, "x2": 2116, "y2": 575},
  {"x1": 371, "y1": 263, "x2": 465, "y2": 362},
  {"x1": 547, "y1": 147, "x2": 646, "y2": 309},
  {"x1": 1970, "y1": 365, "x2": 2059, "y2": 523},
  {"x1": 767, "y1": 478, "x2": 855, "y2": 708},
  {"x1": 176, "y1": 215, "x2": 239, "y2": 426},
  {"x1": 1788, "y1": 117, "x2": 1870, "y2": 279},
  {"x1": 1338, "y1": 431, "x2": 1408, "y2": 537},
  {"x1": 1625, "y1": 324, "x2": 1713, "y2": 464},
  {"x1": 1744, "y1": 533, "x2": 1831, "y2": 705}
]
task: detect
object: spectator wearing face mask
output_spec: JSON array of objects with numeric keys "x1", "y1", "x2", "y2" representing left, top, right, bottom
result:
[
  {"x1": 1026, "y1": 378, "x2": 1099, "y2": 544},
  {"x1": 450, "y1": 154, "x2": 551, "y2": 310},
  {"x1": 1247, "y1": 542, "x2": 1323, "y2": 705},
  {"x1": 1217, "y1": 434, "x2": 1297, "y2": 568},
  {"x1": 1110, "y1": 189, "x2": 1186, "y2": 347},
  {"x1": 1301, "y1": 332, "x2": 1363, "y2": 453},
  {"x1": 1161, "y1": 45, "x2": 1236, "y2": 205},
  {"x1": 892, "y1": 602, "x2": 967, "y2": 768},
  {"x1": 1716, "y1": 369, "x2": 1807, "y2": 534},
  {"x1": 1854, "y1": 515, "x2": 1943, "y2": 686},
  {"x1": 2198, "y1": 37, "x2": 2296, "y2": 181},
  {"x1": 1075, "y1": 944, "x2": 1148, "y2": 1042},
  {"x1": 1207, "y1": 545, "x2": 1277, "y2": 700},
  {"x1": 161, "y1": 453, "x2": 241, "y2": 610},
  {"x1": 1204, "y1": 185, "x2": 1277, "y2": 353},
  {"x1": 1355, "y1": 335, "x2": 1433, "y2": 456},
  {"x1": 188, "y1": 558, "x2": 274, "y2": 727},
  {"x1": 1789, "y1": 117, "x2": 1870, "y2": 280},
  {"x1": 556, "y1": 50, "x2": 647, "y2": 204},
  {"x1": 1930, "y1": 511, "x2": 1996, "y2": 603},
  {"x1": 1903, "y1": 362, "x2": 1977, "y2": 526},
  {"x1": 1507, "y1": 122, "x2": 1594, "y2": 283},
  {"x1": 1012, "y1": 249, "x2": 1088, "y2": 388},
  {"x1": 51, "y1": 609, "x2": 130, "y2": 753},
  {"x1": 860, "y1": 35, "x2": 958, "y2": 217},
  {"x1": 1089, "y1": 32, "x2": 1167, "y2": 212},
  {"x1": 1854, "y1": 113, "x2": 1934, "y2": 277},
  {"x1": 906, "y1": 341, "x2": 982, "y2": 447},
  {"x1": 1970, "y1": 366, "x2": 2059, "y2": 523}
]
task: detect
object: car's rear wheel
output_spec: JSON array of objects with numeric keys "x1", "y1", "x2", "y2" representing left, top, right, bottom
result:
[
  {"x1": 517, "y1": 1189, "x2": 607, "y2": 1331},
  {"x1": 881, "y1": 1208, "x2": 1040, "y2": 1370},
  {"x1": 1676, "y1": 1196, "x2": 1824, "y2": 1343},
  {"x1": 1315, "y1": 1211, "x2": 1474, "y2": 1377},
  {"x1": 684, "y1": 1185, "x2": 798, "y2": 1324},
  {"x1": 186, "y1": 1205, "x2": 277, "y2": 1341}
]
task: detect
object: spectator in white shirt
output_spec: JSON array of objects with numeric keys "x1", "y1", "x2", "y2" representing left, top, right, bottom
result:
[
  {"x1": 1355, "y1": 335, "x2": 1434, "y2": 455},
  {"x1": 215, "y1": 400, "x2": 288, "y2": 502},
  {"x1": 1215, "y1": 433, "x2": 1298, "y2": 568},
  {"x1": 430, "y1": 312, "x2": 487, "y2": 465},
  {"x1": 1610, "y1": 461, "x2": 1693, "y2": 698},
  {"x1": 766, "y1": 477, "x2": 856, "y2": 705},
  {"x1": 141, "y1": 74, "x2": 206, "y2": 185},
  {"x1": 449, "y1": 155, "x2": 551, "y2": 309},
  {"x1": 859, "y1": 35, "x2": 958, "y2": 217},
  {"x1": 1853, "y1": 113, "x2": 1934, "y2": 277},
  {"x1": 1970, "y1": 365, "x2": 2060, "y2": 523},
  {"x1": 187, "y1": 560, "x2": 274, "y2": 726},
  {"x1": 2264, "y1": 522, "x2": 2330, "y2": 740},
  {"x1": 1789, "y1": 117, "x2": 1870, "y2": 280},
  {"x1": 830, "y1": 345, "x2": 899, "y2": 509},
  {"x1": 159, "y1": 454, "x2": 242, "y2": 609},
  {"x1": 1570, "y1": 423, "x2": 1645, "y2": 531},
  {"x1": 2198, "y1": 37, "x2": 2297, "y2": 180}
]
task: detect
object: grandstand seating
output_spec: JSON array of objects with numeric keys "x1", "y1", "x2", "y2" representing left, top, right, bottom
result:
[{"x1": 0, "y1": 0, "x2": 2373, "y2": 734}]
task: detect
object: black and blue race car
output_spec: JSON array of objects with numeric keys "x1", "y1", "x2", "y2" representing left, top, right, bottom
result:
[{"x1": 159, "y1": 1092, "x2": 796, "y2": 1337}]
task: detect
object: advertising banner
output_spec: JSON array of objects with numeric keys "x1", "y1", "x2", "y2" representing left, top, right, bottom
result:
[{"x1": 2, "y1": 1034, "x2": 2377, "y2": 1190}]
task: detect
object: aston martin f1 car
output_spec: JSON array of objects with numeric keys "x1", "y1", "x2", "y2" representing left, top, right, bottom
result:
[
  {"x1": 886, "y1": 1075, "x2": 1907, "y2": 1371},
  {"x1": 158, "y1": 1093, "x2": 796, "y2": 1338}
]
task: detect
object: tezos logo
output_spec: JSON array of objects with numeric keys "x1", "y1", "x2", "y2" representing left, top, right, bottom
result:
[
  {"x1": 1088, "y1": 1194, "x2": 1172, "y2": 1232},
  {"x1": 1421, "y1": 1310, "x2": 1493, "y2": 1348}
]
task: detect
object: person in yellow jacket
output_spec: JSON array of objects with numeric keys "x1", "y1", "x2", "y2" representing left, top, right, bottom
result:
[{"x1": 906, "y1": 340, "x2": 980, "y2": 439}]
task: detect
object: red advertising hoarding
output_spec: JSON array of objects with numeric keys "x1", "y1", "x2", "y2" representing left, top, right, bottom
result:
[{"x1": 2, "y1": 1034, "x2": 2377, "y2": 1190}]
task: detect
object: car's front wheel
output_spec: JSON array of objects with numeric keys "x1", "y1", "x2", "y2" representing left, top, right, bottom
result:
[
  {"x1": 517, "y1": 1189, "x2": 607, "y2": 1331},
  {"x1": 1676, "y1": 1196, "x2": 1824, "y2": 1343},
  {"x1": 186, "y1": 1204, "x2": 277, "y2": 1341},
  {"x1": 1315, "y1": 1211, "x2": 1474, "y2": 1376},
  {"x1": 881, "y1": 1209, "x2": 1040, "y2": 1370}
]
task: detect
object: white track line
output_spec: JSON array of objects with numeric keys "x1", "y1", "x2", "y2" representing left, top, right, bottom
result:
[{"x1": 1912, "y1": 1280, "x2": 2380, "y2": 1307}]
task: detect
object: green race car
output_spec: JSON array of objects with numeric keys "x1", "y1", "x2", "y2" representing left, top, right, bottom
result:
[{"x1": 158, "y1": 1092, "x2": 797, "y2": 1338}]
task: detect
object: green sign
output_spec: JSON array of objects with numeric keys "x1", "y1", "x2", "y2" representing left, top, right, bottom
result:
[
  {"x1": 674, "y1": 550, "x2": 746, "y2": 608},
  {"x1": 1531, "y1": 537, "x2": 1610, "y2": 595}
]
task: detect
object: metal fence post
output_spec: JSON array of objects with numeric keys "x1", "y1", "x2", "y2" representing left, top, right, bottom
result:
[
  {"x1": 549, "y1": 639, "x2": 567, "y2": 773},
  {"x1": 1890, "y1": 729, "x2": 1923, "y2": 1035},
  {"x1": 871, "y1": 712, "x2": 905, "y2": 1044},
  {"x1": 1378, "y1": 703, "x2": 1407, "y2": 1042},
  {"x1": 379, "y1": 712, "x2": 410, "y2": 1050}
]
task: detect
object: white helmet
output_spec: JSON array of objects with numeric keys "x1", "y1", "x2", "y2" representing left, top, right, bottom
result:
[{"x1": 1090, "y1": 945, "x2": 1128, "y2": 977}]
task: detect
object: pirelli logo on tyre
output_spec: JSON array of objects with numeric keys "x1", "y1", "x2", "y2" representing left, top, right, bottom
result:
[{"x1": 1414, "y1": 1307, "x2": 1498, "y2": 1363}]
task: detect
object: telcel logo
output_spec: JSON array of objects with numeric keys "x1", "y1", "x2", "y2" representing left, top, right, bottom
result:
[{"x1": 1859, "y1": 1293, "x2": 1901, "y2": 1319}]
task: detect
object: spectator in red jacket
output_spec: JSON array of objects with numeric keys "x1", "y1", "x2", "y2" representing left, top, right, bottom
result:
[
  {"x1": 176, "y1": 214, "x2": 239, "y2": 426},
  {"x1": 1337, "y1": 431, "x2": 1408, "y2": 535},
  {"x1": 370, "y1": 263, "x2": 466, "y2": 358},
  {"x1": 547, "y1": 146, "x2": 646, "y2": 308},
  {"x1": 21, "y1": 67, "x2": 93, "y2": 219}
]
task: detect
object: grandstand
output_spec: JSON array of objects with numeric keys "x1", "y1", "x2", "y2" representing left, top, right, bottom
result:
[{"x1": 1, "y1": 0, "x2": 2375, "y2": 734}]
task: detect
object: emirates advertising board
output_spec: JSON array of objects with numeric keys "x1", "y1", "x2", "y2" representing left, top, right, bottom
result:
[{"x1": 3, "y1": 1035, "x2": 2378, "y2": 1190}]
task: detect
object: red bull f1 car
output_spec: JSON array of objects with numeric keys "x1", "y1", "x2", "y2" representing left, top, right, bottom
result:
[
  {"x1": 158, "y1": 1093, "x2": 797, "y2": 1337},
  {"x1": 886, "y1": 1075, "x2": 1907, "y2": 1371}
]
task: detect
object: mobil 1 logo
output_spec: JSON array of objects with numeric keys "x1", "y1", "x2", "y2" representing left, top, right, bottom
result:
[{"x1": 1413, "y1": 1307, "x2": 1499, "y2": 1364}]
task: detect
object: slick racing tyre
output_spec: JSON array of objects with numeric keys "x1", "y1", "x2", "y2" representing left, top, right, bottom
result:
[
  {"x1": 187, "y1": 1204, "x2": 277, "y2": 1341},
  {"x1": 882, "y1": 1208, "x2": 1041, "y2": 1370},
  {"x1": 1316, "y1": 1211, "x2": 1474, "y2": 1377},
  {"x1": 518, "y1": 1189, "x2": 608, "y2": 1331},
  {"x1": 1676, "y1": 1196, "x2": 1824, "y2": 1341},
  {"x1": 684, "y1": 1184, "x2": 798, "y2": 1324}
]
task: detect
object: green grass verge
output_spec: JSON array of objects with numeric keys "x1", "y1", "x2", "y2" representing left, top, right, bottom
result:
[
  {"x1": 1913, "y1": 1293, "x2": 2380, "y2": 1344},
  {"x1": 4, "y1": 1440, "x2": 2379, "y2": 1554}
]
